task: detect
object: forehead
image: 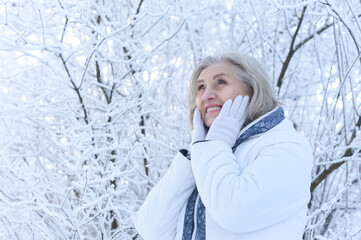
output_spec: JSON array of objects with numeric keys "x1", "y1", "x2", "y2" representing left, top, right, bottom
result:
[{"x1": 198, "y1": 62, "x2": 236, "y2": 80}]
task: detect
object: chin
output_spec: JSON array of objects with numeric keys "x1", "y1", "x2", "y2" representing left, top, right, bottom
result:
[
  {"x1": 204, "y1": 115, "x2": 218, "y2": 128},
  {"x1": 205, "y1": 120, "x2": 214, "y2": 128}
]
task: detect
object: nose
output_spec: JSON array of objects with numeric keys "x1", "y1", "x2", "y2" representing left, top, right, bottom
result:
[{"x1": 202, "y1": 88, "x2": 216, "y2": 101}]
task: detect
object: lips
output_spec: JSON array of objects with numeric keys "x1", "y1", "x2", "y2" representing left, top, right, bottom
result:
[
  {"x1": 205, "y1": 104, "x2": 222, "y2": 113},
  {"x1": 206, "y1": 106, "x2": 221, "y2": 112}
]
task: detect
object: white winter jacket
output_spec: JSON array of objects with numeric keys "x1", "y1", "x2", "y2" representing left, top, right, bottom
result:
[{"x1": 134, "y1": 110, "x2": 313, "y2": 240}]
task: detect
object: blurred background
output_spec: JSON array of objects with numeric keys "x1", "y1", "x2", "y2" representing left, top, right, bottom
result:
[{"x1": 0, "y1": 0, "x2": 360, "y2": 239}]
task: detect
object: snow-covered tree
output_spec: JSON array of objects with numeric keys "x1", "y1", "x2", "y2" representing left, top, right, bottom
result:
[{"x1": 0, "y1": 0, "x2": 360, "y2": 239}]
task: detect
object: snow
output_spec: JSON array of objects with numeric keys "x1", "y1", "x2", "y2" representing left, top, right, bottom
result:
[{"x1": 0, "y1": 0, "x2": 360, "y2": 239}]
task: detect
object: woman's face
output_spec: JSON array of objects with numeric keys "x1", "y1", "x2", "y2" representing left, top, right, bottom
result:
[{"x1": 195, "y1": 62, "x2": 249, "y2": 127}]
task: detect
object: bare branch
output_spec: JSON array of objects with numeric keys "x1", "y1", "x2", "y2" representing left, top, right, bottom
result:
[
  {"x1": 277, "y1": 6, "x2": 307, "y2": 93},
  {"x1": 311, "y1": 116, "x2": 361, "y2": 192}
]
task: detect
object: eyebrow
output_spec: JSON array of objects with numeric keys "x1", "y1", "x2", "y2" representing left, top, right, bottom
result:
[
  {"x1": 212, "y1": 73, "x2": 228, "y2": 79},
  {"x1": 197, "y1": 73, "x2": 228, "y2": 83}
]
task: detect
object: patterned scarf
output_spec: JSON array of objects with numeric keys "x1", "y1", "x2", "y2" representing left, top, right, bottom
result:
[{"x1": 182, "y1": 106, "x2": 285, "y2": 240}]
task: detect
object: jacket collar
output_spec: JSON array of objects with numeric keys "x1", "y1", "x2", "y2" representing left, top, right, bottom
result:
[{"x1": 232, "y1": 106, "x2": 285, "y2": 152}]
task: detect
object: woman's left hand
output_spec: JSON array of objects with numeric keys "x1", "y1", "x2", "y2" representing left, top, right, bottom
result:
[{"x1": 206, "y1": 95, "x2": 249, "y2": 147}]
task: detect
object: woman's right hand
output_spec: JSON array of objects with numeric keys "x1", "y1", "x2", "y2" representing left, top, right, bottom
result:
[{"x1": 191, "y1": 108, "x2": 207, "y2": 144}]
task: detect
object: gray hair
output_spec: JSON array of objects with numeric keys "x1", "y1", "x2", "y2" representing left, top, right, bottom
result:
[{"x1": 188, "y1": 52, "x2": 278, "y2": 128}]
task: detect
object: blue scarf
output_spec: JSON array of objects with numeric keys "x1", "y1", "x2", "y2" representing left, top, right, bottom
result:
[{"x1": 182, "y1": 107, "x2": 285, "y2": 240}]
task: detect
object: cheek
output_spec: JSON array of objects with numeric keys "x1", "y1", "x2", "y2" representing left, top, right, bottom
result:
[
  {"x1": 218, "y1": 89, "x2": 235, "y2": 102},
  {"x1": 222, "y1": 88, "x2": 245, "y2": 101},
  {"x1": 195, "y1": 96, "x2": 202, "y2": 110}
]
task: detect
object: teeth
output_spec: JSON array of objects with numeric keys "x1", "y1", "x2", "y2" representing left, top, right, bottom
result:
[{"x1": 207, "y1": 106, "x2": 221, "y2": 112}]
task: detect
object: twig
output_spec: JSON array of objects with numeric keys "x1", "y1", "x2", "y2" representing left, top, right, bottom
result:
[{"x1": 311, "y1": 116, "x2": 361, "y2": 192}]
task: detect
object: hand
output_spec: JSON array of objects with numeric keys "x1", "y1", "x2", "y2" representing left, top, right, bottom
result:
[
  {"x1": 191, "y1": 108, "x2": 207, "y2": 144},
  {"x1": 206, "y1": 95, "x2": 249, "y2": 147}
]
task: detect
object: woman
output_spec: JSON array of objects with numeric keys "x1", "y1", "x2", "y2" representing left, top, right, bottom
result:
[{"x1": 134, "y1": 52, "x2": 313, "y2": 240}]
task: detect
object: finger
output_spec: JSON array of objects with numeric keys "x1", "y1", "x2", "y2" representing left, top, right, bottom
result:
[
  {"x1": 236, "y1": 95, "x2": 249, "y2": 120},
  {"x1": 229, "y1": 95, "x2": 244, "y2": 118},
  {"x1": 219, "y1": 99, "x2": 232, "y2": 117},
  {"x1": 193, "y1": 108, "x2": 202, "y2": 126}
]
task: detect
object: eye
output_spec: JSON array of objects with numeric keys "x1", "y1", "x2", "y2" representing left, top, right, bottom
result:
[
  {"x1": 197, "y1": 84, "x2": 205, "y2": 91},
  {"x1": 218, "y1": 79, "x2": 227, "y2": 85}
]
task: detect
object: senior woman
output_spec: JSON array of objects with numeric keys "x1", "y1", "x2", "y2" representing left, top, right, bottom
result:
[{"x1": 134, "y1": 52, "x2": 313, "y2": 240}]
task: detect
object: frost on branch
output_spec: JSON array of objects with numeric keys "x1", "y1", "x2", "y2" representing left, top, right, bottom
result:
[{"x1": 0, "y1": 0, "x2": 360, "y2": 239}]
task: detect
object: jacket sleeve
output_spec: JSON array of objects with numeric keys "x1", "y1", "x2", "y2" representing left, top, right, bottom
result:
[
  {"x1": 134, "y1": 151, "x2": 196, "y2": 240},
  {"x1": 190, "y1": 136, "x2": 313, "y2": 233}
]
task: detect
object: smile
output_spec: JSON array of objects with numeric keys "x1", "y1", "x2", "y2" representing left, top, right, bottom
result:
[{"x1": 206, "y1": 106, "x2": 221, "y2": 113}]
